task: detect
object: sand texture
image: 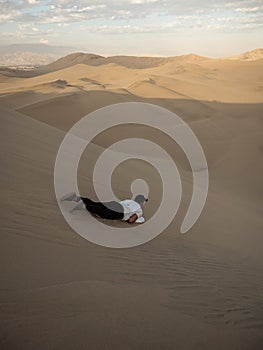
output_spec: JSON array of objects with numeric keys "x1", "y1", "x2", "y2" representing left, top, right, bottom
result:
[{"x1": 0, "y1": 51, "x2": 263, "y2": 349}]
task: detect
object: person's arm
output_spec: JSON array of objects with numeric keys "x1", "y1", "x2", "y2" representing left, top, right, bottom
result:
[{"x1": 128, "y1": 214, "x2": 138, "y2": 223}]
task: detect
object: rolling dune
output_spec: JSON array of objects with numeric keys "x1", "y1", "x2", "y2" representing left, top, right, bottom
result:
[{"x1": 0, "y1": 50, "x2": 263, "y2": 349}]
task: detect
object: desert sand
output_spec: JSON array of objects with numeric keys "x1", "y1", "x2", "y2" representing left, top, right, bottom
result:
[{"x1": 0, "y1": 50, "x2": 263, "y2": 349}]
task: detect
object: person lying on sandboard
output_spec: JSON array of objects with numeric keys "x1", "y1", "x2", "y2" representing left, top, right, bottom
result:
[{"x1": 61, "y1": 193, "x2": 148, "y2": 224}]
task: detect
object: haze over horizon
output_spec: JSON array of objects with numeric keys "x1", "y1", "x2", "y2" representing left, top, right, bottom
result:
[{"x1": 1, "y1": 0, "x2": 263, "y2": 58}]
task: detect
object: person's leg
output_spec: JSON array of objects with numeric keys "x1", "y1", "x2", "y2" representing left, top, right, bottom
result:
[
  {"x1": 70, "y1": 200, "x2": 85, "y2": 213},
  {"x1": 70, "y1": 197, "x2": 101, "y2": 214},
  {"x1": 103, "y1": 201, "x2": 124, "y2": 220},
  {"x1": 81, "y1": 197, "x2": 106, "y2": 218},
  {"x1": 82, "y1": 198, "x2": 124, "y2": 220},
  {"x1": 80, "y1": 197, "x2": 95, "y2": 208},
  {"x1": 61, "y1": 192, "x2": 81, "y2": 202},
  {"x1": 86, "y1": 204, "x2": 108, "y2": 218}
]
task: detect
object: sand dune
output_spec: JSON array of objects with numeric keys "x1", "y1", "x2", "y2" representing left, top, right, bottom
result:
[
  {"x1": 0, "y1": 51, "x2": 262, "y2": 103},
  {"x1": 36, "y1": 52, "x2": 172, "y2": 73},
  {"x1": 31, "y1": 52, "x2": 208, "y2": 75},
  {"x1": 30, "y1": 49, "x2": 263, "y2": 77},
  {"x1": 0, "y1": 50, "x2": 263, "y2": 349},
  {"x1": 2, "y1": 48, "x2": 260, "y2": 79},
  {"x1": 227, "y1": 48, "x2": 263, "y2": 61}
]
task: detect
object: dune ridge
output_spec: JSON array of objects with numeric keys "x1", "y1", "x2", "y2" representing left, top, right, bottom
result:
[
  {"x1": 0, "y1": 51, "x2": 262, "y2": 104},
  {"x1": 32, "y1": 48, "x2": 263, "y2": 74}
]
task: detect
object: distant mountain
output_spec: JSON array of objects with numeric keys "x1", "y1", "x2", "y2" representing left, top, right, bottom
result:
[
  {"x1": 0, "y1": 44, "x2": 77, "y2": 55},
  {"x1": 0, "y1": 44, "x2": 78, "y2": 68},
  {"x1": 0, "y1": 52, "x2": 60, "y2": 68}
]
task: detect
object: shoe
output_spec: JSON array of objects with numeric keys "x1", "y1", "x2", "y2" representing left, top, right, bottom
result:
[
  {"x1": 70, "y1": 200, "x2": 85, "y2": 213},
  {"x1": 60, "y1": 192, "x2": 81, "y2": 202}
]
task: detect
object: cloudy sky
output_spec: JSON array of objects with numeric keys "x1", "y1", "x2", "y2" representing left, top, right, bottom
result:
[{"x1": 0, "y1": 0, "x2": 262, "y2": 57}]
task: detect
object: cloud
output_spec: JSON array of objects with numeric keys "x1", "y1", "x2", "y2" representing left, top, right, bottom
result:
[
  {"x1": 0, "y1": 0, "x2": 262, "y2": 34},
  {"x1": 39, "y1": 38, "x2": 49, "y2": 44},
  {"x1": 235, "y1": 6, "x2": 263, "y2": 12},
  {"x1": 20, "y1": 0, "x2": 40, "y2": 5},
  {"x1": 82, "y1": 11, "x2": 263, "y2": 34}
]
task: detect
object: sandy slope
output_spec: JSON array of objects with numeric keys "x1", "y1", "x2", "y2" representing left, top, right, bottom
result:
[
  {"x1": 0, "y1": 51, "x2": 263, "y2": 349},
  {"x1": 227, "y1": 48, "x2": 263, "y2": 61},
  {"x1": 1, "y1": 105, "x2": 263, "y2": 349},
  {"x1": 0, "y1": 57, "x2": 262, "y2": 103},
  {"x1": 11, "y1": 48, "x2": 262, "y2": 76}
]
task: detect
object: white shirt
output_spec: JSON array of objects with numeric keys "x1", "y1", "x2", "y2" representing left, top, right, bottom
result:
[{"x1": 119, "y1": 199, "x2": 143, "y2": 221}]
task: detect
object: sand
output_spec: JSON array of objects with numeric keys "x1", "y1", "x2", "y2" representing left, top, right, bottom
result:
[{"x1": 0, "y1": 51, "x2": 263, "y2": 349}]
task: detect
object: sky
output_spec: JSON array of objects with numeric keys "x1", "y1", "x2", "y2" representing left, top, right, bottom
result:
[{"x1": 0, "y1": 0, "x2": 262, "y2": 57}]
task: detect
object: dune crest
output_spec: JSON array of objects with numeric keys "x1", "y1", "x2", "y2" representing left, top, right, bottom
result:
[
  {"x1": 0, "y1": 49, "x2": 262, "y2": 103},
  {"x1": 227, "y1": 48, "x2": 263, "y2": 61}
]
